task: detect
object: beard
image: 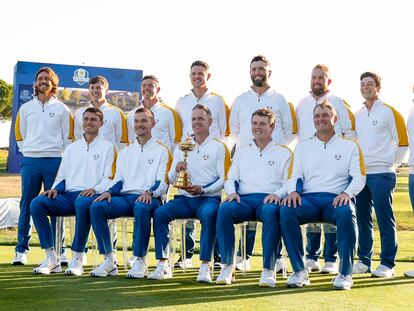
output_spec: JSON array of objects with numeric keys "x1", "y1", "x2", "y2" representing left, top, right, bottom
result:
[
  {"x1": 35, "y1": 83, "x2": 52, "y2": 95},
  {"x1": 311, "y1": 84, "x2": 327, "y2": 96},
  {"x1": 251, "y1": 74, "x2": 268, "y2": 87}
]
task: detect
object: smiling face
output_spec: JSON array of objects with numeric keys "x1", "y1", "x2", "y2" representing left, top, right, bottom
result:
[
  {"x1": 34, "y1": 71, "x2": 54, "y2": 96},
  {"x1": 82, "y1": 111, "x2": 103, "y2": 136},
  {"x1": 311, "y1": 68, "x2": 331, "y2": 96},
  {"x1": 190, "y1": 65, "x2": 210, "y2": 89},
  {"x1": 141, "y1": 78, "x2": 160, "y2": 101},
  {"x1": 88, "y1": 81, "x2": 107, "y2": 103},
  {"x1": 250, "y1": 60, "x2": 271, "y2": 87},
  {"x1": 251, "y1": 114, "x2": 274, "y2": 141},
  {"x1": 134, "y1": 111, "x2": 155, "y2": 138},
  {"x1": 191, "y1": 108, "x2": 212, "y2": 136},
  {"x1": 360, "y1": 76, "x2": 380, "y2": 101},
  {"x1": 313, "y1": 105, "x2": 336, "y2": 134}
]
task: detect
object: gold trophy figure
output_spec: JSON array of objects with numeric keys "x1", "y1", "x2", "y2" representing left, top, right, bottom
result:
[{"x1": 174, "y1": 135, "x2": 196, "y2": 189}]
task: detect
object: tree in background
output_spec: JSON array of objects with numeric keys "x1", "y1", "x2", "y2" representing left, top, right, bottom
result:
[{"x1": 0, "y1": 79, "x2": 12, "y2": 119}]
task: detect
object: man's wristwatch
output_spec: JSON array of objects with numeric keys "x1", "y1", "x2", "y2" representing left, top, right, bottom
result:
[{"x1": 146, "y1": 190, "x2": 154, "y2": 197}]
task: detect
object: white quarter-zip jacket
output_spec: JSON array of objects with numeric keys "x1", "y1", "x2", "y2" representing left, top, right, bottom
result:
[
  {"x1": 407, "y1": 104, "x2": 414, "y2": 173},
  {"x1": 287, "y1": 134, "x2": 366, "y2": 198},
  {"x1": 175, "y1": 90, "x2": 229, "y2": 139},
  {"x1": 52, "y1": 135, "x2": 115, "y2": 194},
  {"x1": 225, "y1": 141, "x2": 293, "y2": 198},
  {"x1": 296, "y1": 92, "x2": 355, "y2": 141},
  {"x1": 354, "y1": 100, "x2": 408, "y2": 174},
  {"x1": 168, "y1": 135, "x2": 231, "y2": 197},
  {"x1": 127, "y1": 101, "x2": 182, "y2": 151},
  {"x1": 15, "y1": 96, "x2": 74, "y2": 157},
  {"x1": 108, "y1": 137, "x2": 172, "y2": 198},
  {"x1": 230, "y1": 88, "x2": 297, "y2": 146},
  {"x1": 74, "y1": 102, "x2": 128, "y2": 151}
]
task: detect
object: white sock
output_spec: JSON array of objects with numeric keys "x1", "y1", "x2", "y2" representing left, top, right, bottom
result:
[
  {"x1": 45, "y1": 248, "x2": 57, "y2": 262},
  {"x1": 104, "y1": 252, "x2": 114, "y2": 263},
  {"x1": 73, "y1": 251, "x2": 83, "y2": 261}
]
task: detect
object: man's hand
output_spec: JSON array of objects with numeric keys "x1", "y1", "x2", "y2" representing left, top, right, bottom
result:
[
  {"x1": 136, "y1": 191, "x2": 152, "y2": 204},
  {"x1": 263, "y1": 194, "x2": 281, "y2": 205},
  {"x1": 41, "y1": 189, "x2": 58, "y2": 199},
  {"x1": 184, "y1": 185, "x2": 203, "y2": 195},
  {"x1": 93, "y1": 191, "x2": 111, "y2": 203},
  {"x1": 282, "y1": 191, "x2": 302, "y2": 208},
  {"x1": 333, "y1": 192, "x2": 350, "y2": 208},
  {"x1": 223, "y1": 193, "x2": 241, "y2": 203},
  {"x1": 80, "y1": 188, "x2": 96, "y2": 197},
  {"x1": 175, "y1": 161, "x2": 187, "y2": 172}
]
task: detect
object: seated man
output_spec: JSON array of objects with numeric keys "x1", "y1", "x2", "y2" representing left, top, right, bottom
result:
[
  {"x1": 149, "y1": 104, "x2": 230, "y2": 283},
  {"x1": 281, "y1": 102, "x2": 366, "y2": 290},
  {"x1": 216, "y1": 108, "x2": 293, "y2": 287},
  {"x1": 90, "y1": 107, "x2": 171, "y2": 277},
  {"x1": 30, "y1": 107, "x2": 115, "y2": 275}
]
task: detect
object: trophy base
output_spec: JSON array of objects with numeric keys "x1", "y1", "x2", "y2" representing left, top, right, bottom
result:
[{"x1": 174, "y1": 171, "x2": 191, "y2": 189}]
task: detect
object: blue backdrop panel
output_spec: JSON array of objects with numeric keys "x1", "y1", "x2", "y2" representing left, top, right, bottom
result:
[{"x1": 8, "y1": 61, "x2": 143, "y2": 173}]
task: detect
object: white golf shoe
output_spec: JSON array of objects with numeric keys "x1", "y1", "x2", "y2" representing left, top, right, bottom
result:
[
  {"x1": 216, "y1": 265, "x2": 235, "y2": 285},
  {"x1": 148, "y1": 261, "x2": 172, "y2": 280},
  {"x1": 33, "y1": 256, "x2": 62, "y2": 275},
  {"x1": 286, "y1": 270, "x2": 310, "y2": 288},
  {"x1": 197, "y1": 263, "x2": 212, "y2": 283},
  {"x1": 90, "y1": 257, "x2": 118, "y2": 277},
  {"x1": 126, "y1": 257, "x2": 148, "y2": 279},
  {"x1": 65, "y1": 257, "x2": 83, "y2": 276},
  {"x1": 332, "y1": 274, "x2": 353, "y2": 290},
  {"x1": 259, "y1": 269, "x2": 276, "y2": 287}
]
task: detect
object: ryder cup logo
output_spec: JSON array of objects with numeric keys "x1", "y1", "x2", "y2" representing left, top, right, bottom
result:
[
  {"x1": 334, "y1": 154, "x2": 342, "y2": 160},
  {"x1": 93, "y1": 154, "x2": 100, "y2": 160},
  {"x1": 73, "y1": 68, "x2": 90, "y2": 86},
  {"x1": 203, "y1": 154, "x2": 209, "y2": 160},
  {"x1": 19, "y1": 90, "x2": 32, "y2": 101},
  {"x1": 49, "y1": 112, "x2": 55, "y2": 118},
  {"x1": 148, "y1": 159, "x2": 154, "y2": 164},
  {"x1": 372, "y1": 120, "x2": 378, "y2": 126},
  {"x1": 268, "y1": 160, "x2": 275, "y2": 166}
]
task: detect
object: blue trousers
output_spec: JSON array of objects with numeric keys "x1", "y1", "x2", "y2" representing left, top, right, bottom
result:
[
  {"x1": 182, "y1": 224, "x2": 221, "y2": 260},
  {"x1": 355, "y1": 173, "x2": 397, "y2": 269},
  {"x1": 153, "y1": 195, "x2": 220, "y2": 261},
  {"x1": 90, "y1": 194, "x2": 160, "y2": 256},
  {"x1": 16, "y1": 157, "x2": 61, "y2": 252},
  {"x1": 408, "y1": 174, "x2": 414, "y2": 213},
  {"x1": 30, "y1": 192, "x2": 96, "y2": 252},
  {"x1": 280, "y1": 192, "x2": 356, "y2": 276},
  {"x1": 306, "y1": 223, "x2": 337, "y2": 262},
  {"x1": 217, "y1": 193, "x2": 281, "y2": 269}
]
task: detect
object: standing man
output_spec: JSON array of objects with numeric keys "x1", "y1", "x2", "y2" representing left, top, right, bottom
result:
[
  {"x1": 174, "y1": 60, "x2": 229, "y2": 267},
  {"x1": 229, "y1": 55, "x2": 297, "y2": 271},
  {"x1": 127, "y1": 75, "x2": 182, "y2": 151},
  {"x1": 74, "y1": 75, "x2": 128, "y2": 151},
  {"x1": 30, "y1": 107, "x2": 115, "y2": 275},
  {"x1": 149, "y1": 104, "x2": 230, "y2": 283},
  {"x1": 90, "y1": 108, "x2": 171, "y2": 277},
  {"x1": 353, "y1": 72, "x2": 408, "y2": 278},
  {"x1": 296, "y1": 64, "x2": 355, "y2": 274},
  {"x1": 216, "y1": 108, "x2": 292, "y2": 286},
  {"x1": 13, "y1": 67, "x2": 73, "y2": 264},
  {"x1": 281, "y1": 102, "x2": 366, "y2": 290}
]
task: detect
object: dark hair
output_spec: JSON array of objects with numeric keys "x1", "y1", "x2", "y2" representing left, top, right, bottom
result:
[
  {"x1": 191, "y1": 60, "x2": 209, "y2": 71},
  {"x1": 135, "y1": 107, "x2": 155, "y2": 119},
  {"x1": 34, "y1": 67, "x2": 59, "y2": 96},
  {"x1": 360, "y1": 72, "x2": 381, "y2": 88},
  {"x1": 83, "y1": 107, "x2": 104, "y2": 122},
  {"x1": 251, "y1": 108, "x2": 275, "y2": 126},
  {"x1": 250, "y1": 55, "x2": 270, "y2": 66},
  {"x1": 142, "y1": 75, "x2": 159, "y2": 85},
  {"x1": 312, "y1": 100, "x2": 336, "y2": 116},
  {"x1": 192, "y1": 104, "x2": 212, "y2": 116},
  {"x1": 89, "y1": 75, "x2": 109, "y2": 90}
]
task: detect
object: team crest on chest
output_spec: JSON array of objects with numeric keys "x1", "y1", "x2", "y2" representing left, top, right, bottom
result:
[
  {"x1": 334, "y1": 154, "x2": 342, "y2": 160},
  {"x1": 372, "y1": 120, "x2": 378, "y2": 126},
  {"x1": 203, "y1": 154, "x2": 209, "y2": 160},
  {"x1": 93, "y1": 154, "x2": 100, "y2": 160},
  {"x1": 49, "y1": 112, "x2": 55, "y2": 118},
  {"x1": 148, "y1": 159, "x2": 154, "y2": 164},
  {"x1": 268, "y1": 160, "x2": 275, "y2": 166}
]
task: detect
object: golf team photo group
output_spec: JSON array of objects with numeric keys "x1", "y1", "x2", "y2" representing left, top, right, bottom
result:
[{"x1": 9, "y1": 55, "x2": 414, "y2": 292}]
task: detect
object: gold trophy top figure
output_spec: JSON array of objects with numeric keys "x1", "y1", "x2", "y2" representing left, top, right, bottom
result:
[{"x1": 173, "y1": 135, "x2": 197, "y2": 189}]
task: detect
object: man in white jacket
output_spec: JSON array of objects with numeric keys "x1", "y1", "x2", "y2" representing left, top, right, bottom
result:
[
  {"x1": 30, "y1": 107, "x2": 115, "y2": 275},
  {"x1": 216, "y1": 108, "x2": 293, "y2": 287},
  {"x1": 296, "y1": 64, "x2": 355, "y2": 274},
  {"x1": 13, "y1": 67, "x2": 73, "y2": 265},
  {"x1": 90, "y1": 107, "x2": 171, "y2": 277},
  {"x1": 353, "y1": 72, "x2": 408, "y2": 278},
  {"x1": 281, "y1": 102, "x2": 366, "y2": 290},
  {"x1": 229, "y1": 55, "x2": 296, "y2": 272}
]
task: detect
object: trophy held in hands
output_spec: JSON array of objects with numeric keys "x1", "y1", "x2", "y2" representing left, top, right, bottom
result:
[{"x1": 174, "y1": 135, "x2": 196, "y2": 189}]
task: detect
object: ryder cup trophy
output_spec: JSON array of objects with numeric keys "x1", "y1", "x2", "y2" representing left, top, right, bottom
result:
[{"x1": 173, "y1": 135, "x2": 196, "y2": 189}]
